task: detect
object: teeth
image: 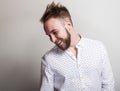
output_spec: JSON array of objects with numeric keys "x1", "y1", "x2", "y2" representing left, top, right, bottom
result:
[
  {"x1": 57, "y1": 41, "x2": 61, "y2": 45},
  {"x1": 58, "y1": 41, "x2": 61, "y2": 44}
]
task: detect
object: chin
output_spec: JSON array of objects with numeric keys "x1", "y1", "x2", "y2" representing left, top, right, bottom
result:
[
  {"x1": 60, "y1": 46, "x2": 69, "y2": 51},
  {"x1": 58, "y1": 43, "x2": 69, "y2": 50}
]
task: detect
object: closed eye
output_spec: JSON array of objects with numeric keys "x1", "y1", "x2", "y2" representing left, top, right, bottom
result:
[
  {"x1": 53, "y1": 31, "x2": 57, "y2": 35},
  {"x1": 52, "y1": 30, "x2": 58, "y2": 36}
]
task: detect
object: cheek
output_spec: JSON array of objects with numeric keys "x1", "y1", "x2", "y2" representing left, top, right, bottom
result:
[{"x1": 60, "y1": 31, "x2": 68, "y2": 39}]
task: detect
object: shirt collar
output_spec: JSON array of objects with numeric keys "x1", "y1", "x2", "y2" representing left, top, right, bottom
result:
[{"x1": 76, "y1": 36, "x2": 85, "y2": 48}]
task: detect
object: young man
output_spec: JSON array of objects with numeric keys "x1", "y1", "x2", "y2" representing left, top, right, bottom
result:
[{"x1": 40, "y1": 2, "x2": 115, "y2": 91}]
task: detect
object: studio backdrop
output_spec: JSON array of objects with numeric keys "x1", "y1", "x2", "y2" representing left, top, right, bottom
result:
[{"x1": 0, "y1": 0, "x2": 120, "y2": 91}]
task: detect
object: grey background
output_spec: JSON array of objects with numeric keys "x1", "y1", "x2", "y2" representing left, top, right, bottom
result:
[{"x1": 0, "y1": 0, "x2": 120, "y2": 91}]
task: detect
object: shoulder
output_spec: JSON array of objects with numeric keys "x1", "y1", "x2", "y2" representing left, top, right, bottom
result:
[
  {"x1": 42, "y1": 45, "x2": 63, "y2": 62},
  {"x1": 82, "y1": 37, "x2": 105, "y2": 47},
  {"x1": 81, "y1": 37, "x2": 106, "y2": 53}
]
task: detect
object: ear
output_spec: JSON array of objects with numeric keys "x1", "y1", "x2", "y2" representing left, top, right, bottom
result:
[{"x1": 64, "y1": 18, "x2": 72, "y2": 31}]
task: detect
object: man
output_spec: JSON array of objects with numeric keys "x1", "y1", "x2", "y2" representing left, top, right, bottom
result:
[{"x1": 40, "y1": 2, "x2": 115, "y2": 91}]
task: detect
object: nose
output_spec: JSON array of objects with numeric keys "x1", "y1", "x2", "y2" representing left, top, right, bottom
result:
[{"x1": 50, "y1": 35, "x2": 57, "y2": 43}]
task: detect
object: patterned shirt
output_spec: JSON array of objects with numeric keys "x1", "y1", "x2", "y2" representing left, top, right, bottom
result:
[{"x1": 40, "y1": 38, "x2": 115, "y2": 91}]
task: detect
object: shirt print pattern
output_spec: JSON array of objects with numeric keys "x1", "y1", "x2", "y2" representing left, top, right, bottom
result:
[{"x1": 40, "y1": 38, "x2": 115, "y2": 91}]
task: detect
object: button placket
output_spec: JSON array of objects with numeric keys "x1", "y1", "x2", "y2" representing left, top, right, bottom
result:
[{"x1": 77, "y1": 46, "x2": 86, "y2": 91}]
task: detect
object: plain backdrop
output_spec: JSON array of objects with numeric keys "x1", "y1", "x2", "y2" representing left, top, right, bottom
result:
[{"x1": 0, "y1": 0, "x2": 120, "y2": 91}]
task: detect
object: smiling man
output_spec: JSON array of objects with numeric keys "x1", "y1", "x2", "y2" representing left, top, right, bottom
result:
[
  {"x1": 40, "y1": 2, "x2": 115, "y2": 91},
  {"x1": 44, "y1": 18, "x2": 71, "y2": 51}
]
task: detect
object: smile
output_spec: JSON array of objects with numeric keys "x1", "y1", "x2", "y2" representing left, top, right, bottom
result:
[{"x1": 57, "y1": 41, "x2": 62, "y2": 46}]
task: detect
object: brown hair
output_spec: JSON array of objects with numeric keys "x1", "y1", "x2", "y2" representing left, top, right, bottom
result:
[{"x1": 40, "y1": 2, "x2": 73, "y2": 25}]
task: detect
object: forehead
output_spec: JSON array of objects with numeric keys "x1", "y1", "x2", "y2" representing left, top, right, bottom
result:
[
  {"x1": 44, "y1": 18, "x2": 64, "y2": 27},
  {"x1": 44, "y1": 18, "x2": 64, "y2": 34}
]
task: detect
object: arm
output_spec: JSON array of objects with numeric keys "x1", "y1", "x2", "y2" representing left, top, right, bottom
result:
[
  {"x1": 40, "y1": 57, "x2": 54, "y2": 91},
  {"x1": 101, "y1": 44, "x2": 115, "y2": 91}
]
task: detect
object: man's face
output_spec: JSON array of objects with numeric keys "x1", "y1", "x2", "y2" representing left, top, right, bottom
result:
[{"x1": 44, "y1": 18, "x2": 71, "y2": 50}]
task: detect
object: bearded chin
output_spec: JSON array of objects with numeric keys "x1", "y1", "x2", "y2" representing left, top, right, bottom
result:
[{"x1": 58, "y1": 31, "x2": 71, "y2": 51}]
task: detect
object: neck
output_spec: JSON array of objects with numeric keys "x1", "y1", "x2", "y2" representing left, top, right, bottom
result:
[
  {"x1": 70, "y1": 32, "x2": 81, "y2": 48},
  {"x1": 68, "y1": 29, "x2": 81, "y2": 58}
]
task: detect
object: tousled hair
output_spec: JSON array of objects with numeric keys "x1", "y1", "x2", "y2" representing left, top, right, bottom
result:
[{"x1": 40, "y1": 2, "x2": 73, "y2": 25}]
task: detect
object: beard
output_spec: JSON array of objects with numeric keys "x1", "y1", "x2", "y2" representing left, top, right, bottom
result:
[{"x1": 56, "y1": 29, "x2": 71, "y2": 50}]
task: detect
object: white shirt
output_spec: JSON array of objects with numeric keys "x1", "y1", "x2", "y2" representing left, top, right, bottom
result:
[{"x1": 40, "y1": 38, "x2": 115, "y2": 91}]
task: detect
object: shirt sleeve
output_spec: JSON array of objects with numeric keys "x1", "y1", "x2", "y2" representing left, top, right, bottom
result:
[
  {"x1": 101, "y1": 44, "x2": 115, "y2": 91},
  {"x1": 40, "y1": 57, "x2": 54, "y2": 91}
]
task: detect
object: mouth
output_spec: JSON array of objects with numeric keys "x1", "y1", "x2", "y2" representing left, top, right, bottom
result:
[{"x1": 57, "y1": 41, "x2": 62, "y2": 46}]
